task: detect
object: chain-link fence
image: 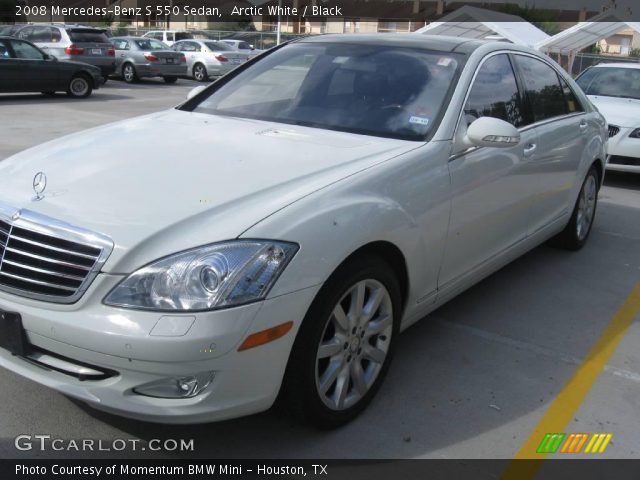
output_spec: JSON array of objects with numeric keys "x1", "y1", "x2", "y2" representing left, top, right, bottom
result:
[{"x1": 569, "y1": 53, "x2": 640, "y2": 76}]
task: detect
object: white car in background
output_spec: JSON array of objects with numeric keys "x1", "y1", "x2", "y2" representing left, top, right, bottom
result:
[
  {"x1": 576, "y1": 63, "x2": 640, "y2": 173},
  {"x1": 0, "y1": 34, "x2": 606, "y2": 427},
  {"x1": 142, "y1": 30, "x2": 194, "y2": 47},
  {"x1": 220, "y1": 39, "x2": 263, "y2": 58}
]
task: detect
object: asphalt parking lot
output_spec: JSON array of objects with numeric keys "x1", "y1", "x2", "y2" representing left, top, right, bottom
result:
[{"x1": 0, "y1": 79, "x2": 639, "y2": 461}]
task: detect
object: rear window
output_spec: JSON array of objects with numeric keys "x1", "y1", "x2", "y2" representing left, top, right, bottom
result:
[
  {"x1": 67, "y1": 29, "x2": 109, "y2": 43},
  {"x1": 135, "y1": 39, "x2": 168, "y2": 51},
  {"x1": 205, "y1": 41, "x2": 233, "y2": 52},
  {"x1": 175, "y1": 32, "x2": 194, "y2": 41}
]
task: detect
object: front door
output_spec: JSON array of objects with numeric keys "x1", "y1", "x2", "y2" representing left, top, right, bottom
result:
[{"x1": 439, "y1": 53, "x2": 537, "y2": 288}]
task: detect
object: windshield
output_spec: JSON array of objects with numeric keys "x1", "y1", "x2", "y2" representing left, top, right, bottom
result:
[
  {"x1": 186, "y1": 43, "x2": 461, "y2": 140},
  {"x1": 135, "y1": 39, "x2": 168, "y2": 51},
  {"x1": 576, "y1": 66, "x2": 640, "y2": 100},
  {"x1": 205, "y1": 41, "x2": 233, "y2": 52}
]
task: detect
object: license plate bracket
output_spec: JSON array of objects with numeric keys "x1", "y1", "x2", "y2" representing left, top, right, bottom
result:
[
  {"x1": 0, "y1": 310, "x2": 31, "y2": 356},
  {"x1": 166, "y1": 58, "x2": 174, "y2": 64},
  {"x1": 91, "y1": 48, "x2": 102, "y2": 55}
]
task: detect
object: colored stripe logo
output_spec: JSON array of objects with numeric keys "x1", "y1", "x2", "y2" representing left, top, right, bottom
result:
[{"x1": 536, "y1": 433, "x2": 612, "y2": 454}]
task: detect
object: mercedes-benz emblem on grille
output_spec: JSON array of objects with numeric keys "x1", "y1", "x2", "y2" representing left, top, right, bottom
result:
[{"x1": 32, "y1": 172, "x2": 47, "y2": 201}]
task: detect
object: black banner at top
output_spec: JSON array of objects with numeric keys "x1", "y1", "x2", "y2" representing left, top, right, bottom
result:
[{"x1": 1, "y1": 0, "x2": 640, "y2": 24}]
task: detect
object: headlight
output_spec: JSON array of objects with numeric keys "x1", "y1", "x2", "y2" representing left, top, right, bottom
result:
[
  {"x1": 629, "y1": 128, "x2": 640, "y2": 139},
  {"x1": 104, "y1": 240, "x2": 298, "y2": 311}
]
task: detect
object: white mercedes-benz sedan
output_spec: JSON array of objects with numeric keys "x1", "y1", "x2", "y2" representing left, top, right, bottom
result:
[
  {"x1": 0, "y1": 34, "x2": 606, "y2": 427},
  {"x1": 576, "y1": 63, "x2": 640, "y2": 174}
]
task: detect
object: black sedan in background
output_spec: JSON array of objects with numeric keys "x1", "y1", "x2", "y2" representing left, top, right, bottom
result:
[{"x1": 0, "y1": 36, "x2": 103, "y2": 98}]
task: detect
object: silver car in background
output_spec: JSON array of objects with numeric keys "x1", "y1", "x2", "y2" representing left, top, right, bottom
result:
[
  {"x1": 111, "y1": 37, "x2": 186, "y2": 83},
  {"x1": 15, "y1": 24, "x2": 115, "y2": 79},
  {"x1": 173, "y1": 39, "x2": 251, "y2": 81}
]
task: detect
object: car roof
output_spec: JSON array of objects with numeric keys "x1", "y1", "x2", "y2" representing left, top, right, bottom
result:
[
  {"x1": 590, "y1": 63, "x2": 640, "y2": 70},
  {"x1": 299, "y1": 33, "x2": 487, "y2": 54}
]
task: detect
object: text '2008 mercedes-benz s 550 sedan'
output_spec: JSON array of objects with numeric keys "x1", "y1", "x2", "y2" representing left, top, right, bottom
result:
[{"x1": 0, "y1": 34, "x2": 606, "y2": 427}]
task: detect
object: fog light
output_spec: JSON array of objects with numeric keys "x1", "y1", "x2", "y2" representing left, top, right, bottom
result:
[{"x1": 133, "y1": 372, "x2": 215, "y2": 399}]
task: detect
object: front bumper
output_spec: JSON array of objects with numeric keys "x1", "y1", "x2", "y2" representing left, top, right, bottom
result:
[
  {"x1": 606, "y1": 127, "x2": 640, "y2": 173},
  {"x1": 0, "y1": 274, "x2": 318, "y2": 423}
]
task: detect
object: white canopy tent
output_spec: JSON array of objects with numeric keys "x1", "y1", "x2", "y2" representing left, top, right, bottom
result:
[
  {"x1": 415, "y1": 5, "x2": 549, "y2": 48},
  {"x1": 536, "y1": 9, "x2": 640, "y2": 73}
]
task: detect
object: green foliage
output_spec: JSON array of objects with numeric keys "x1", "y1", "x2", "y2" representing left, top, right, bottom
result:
[
  {"x1": 629, "y1": 48, "x2": 640, "y2": 58},
  {"x1": 497, "y1": 4, "x2": 561, "y2": 35}
]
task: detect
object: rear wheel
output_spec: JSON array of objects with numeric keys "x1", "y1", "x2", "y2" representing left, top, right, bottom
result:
[
  {"x1": 66, "y1": 74, "x2": 92, "y2": 98},
  {"x1": 163, "y1": 76, "x2": 178, "y2": 84},
  {"x1": 193, "y1": 63, "x2": 208, "y2": 82},
  {"x1": 122, "y1": 63, "x2": 137, "y2": 83},
  {"x1": 279, "y1": 254, "x2": 400, "y2": 428},
  {"x1": 551, "y1": 165, "x2": 599, "y2": 250}
]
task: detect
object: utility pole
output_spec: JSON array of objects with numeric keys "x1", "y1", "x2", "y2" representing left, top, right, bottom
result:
[{"x1": 276, "y1": 0, "x2": 282, "y2": 45}]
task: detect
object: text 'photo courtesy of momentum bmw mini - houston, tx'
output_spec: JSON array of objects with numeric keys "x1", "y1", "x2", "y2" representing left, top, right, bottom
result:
[{"x1": 0, "y1": 32, "x2": 607, "y2": 428}]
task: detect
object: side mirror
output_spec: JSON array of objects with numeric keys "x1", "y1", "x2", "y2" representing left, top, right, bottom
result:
[
  {"x1": 186, "y1": 85, "x2": 207, "y2": 100},
  {"x1": 465, "y1": 117, "x2": 520, "y2": 148}
]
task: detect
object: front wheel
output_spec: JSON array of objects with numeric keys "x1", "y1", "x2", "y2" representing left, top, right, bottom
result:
[
  {"x1": 66, "y1": 75, "x2": 92, "y2": 98},
  {"x1": 279, "y1": 254, "x2": 400, "y2": 428},
  {"x1": 551, "y1": 165, "x2": 599, "y2": 250}
]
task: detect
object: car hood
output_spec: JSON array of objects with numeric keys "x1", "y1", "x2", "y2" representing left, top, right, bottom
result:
[
  {"x1": 587, "y1": 95, "x2": 640, "y2": 128},
  {"x1": 0, "y1": 109, "x2": 417, "y2": 273}
]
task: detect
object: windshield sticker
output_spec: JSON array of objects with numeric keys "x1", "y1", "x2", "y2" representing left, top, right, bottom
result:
[
  {"x1": 409, "y1": 116, "x2": 430, "y2": 126},
  {"x1": 437, "y1": 57, "x2": 453, "y2": 67}
]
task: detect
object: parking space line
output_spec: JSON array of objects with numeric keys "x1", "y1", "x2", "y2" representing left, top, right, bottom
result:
[{"x1": 502, "y1": 282, "x2": 640, "y2": 478}]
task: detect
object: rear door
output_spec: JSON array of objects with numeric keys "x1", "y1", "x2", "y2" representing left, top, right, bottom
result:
[{"x1": 511, "y1": 54, "x2": 588, "y2": 234}]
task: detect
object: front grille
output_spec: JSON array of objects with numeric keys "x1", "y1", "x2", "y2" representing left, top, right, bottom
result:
[
  {"x1": 608, "y1": 125, "x2": 620, "y2": 138},
  {"x1": 609, "y1": 155, "x2": 640, "y2": 166},
  {"x1": 0, "y1": 204, "x2": 113, "y2": 303}
]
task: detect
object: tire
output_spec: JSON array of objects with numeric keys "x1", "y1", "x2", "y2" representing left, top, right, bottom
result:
[
  {"x1": 66, "y1": 74, "x2": 92, "y2": 98},
  {"x1": 163, "y1": 76, "x2": 178, "y2": 84},
  {"x1": 193, "y1": 63, "x2": 208, "y2": 82},
  {"x1": 550, "y1": 165, "x2": 599, "y2": 250},
  {"x1": 122, "y1": 63, "x2": 138, "y2": 83},
  {"x1": 279, "y1": 254, "x2": 401, "y2": 428}
]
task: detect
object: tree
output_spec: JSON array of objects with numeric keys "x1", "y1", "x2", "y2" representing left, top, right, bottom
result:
[
  {"x1": 497, "y1": 4, "x2": 561, "y2": 35},
  {"x1": 629, "y1": 48, "x2": 640, "y2": 58}
]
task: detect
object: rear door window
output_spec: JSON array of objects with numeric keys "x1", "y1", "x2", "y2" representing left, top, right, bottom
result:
[
  {"x1": 0, "y1": 40, "x2": 12, "y2": 58},
  {"x1": 513, "y1": 55, "x2": 567, "y2": 123}
]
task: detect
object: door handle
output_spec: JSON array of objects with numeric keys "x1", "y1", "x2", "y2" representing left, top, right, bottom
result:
[
  {"x1": 119, "y1": 54, "x2": 125, "y2": 57},
  {"x1": 524, "y1": 143, "x2": 537, "y2": 157},
  {"x1": 579, "y1": 120, "x2": 588, "y2": 131}
]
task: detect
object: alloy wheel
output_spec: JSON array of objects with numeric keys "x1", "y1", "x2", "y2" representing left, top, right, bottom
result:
[
  {"x1": 576, "y1": 174, "x2": 596, "y2": 241},
  {"x1": 69, "y1": 77, "x2": 89, "y2": 97},
  {"x1": 315, "y1": 279, "x2": 393, "y2": 411}
]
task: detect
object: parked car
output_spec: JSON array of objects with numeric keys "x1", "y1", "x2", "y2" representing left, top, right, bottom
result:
[
  {"x1": 219, "y1": 38, "x2": 263, "y2": 58},
  {"x1": 14, "y1": 24, "x2": 115, "y2": 79},
  {"x1": 142, "y1": 30, "x2": 194, "y2": 47},
  {"x1": 110, "y1": 37, "x2": 186, "y2": 83},
  {"x1": 576, "y1": 63, "x2": 640, "y2": 174},
  {"x1": 0, "y1": 34, "x2": 606, "y2": 427},
  {"x1": 0, "y1": 24, "x2": 28, "y2": 37},
  {"x1": 0, "y1": 36, "x2": 102, "y2": 97},
  {"x1": 173, "y1": 39, "x2": 250, "y2": 81}
]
